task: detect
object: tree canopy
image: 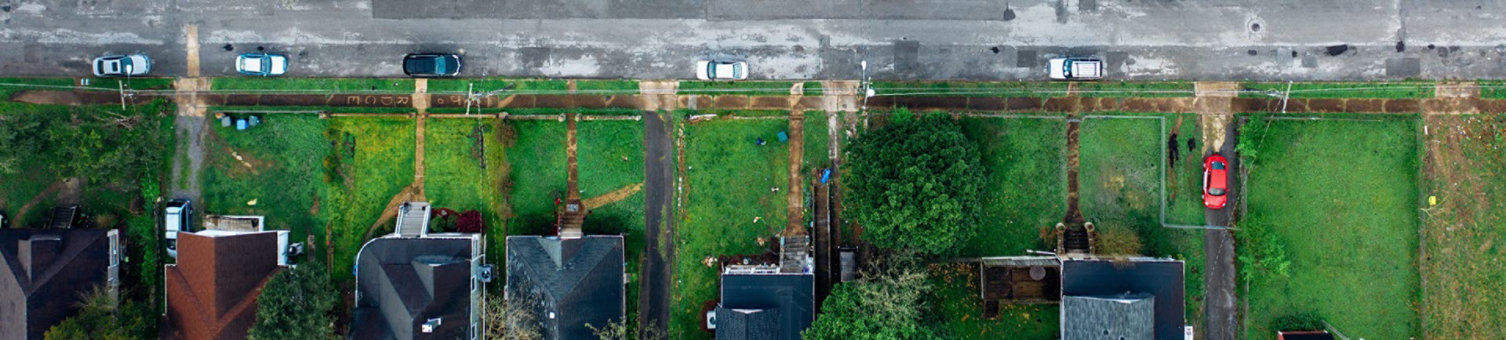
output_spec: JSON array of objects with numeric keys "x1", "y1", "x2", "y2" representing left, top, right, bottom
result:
[
  {"x1": 802, "y1": 263, "x2": 936, "y2": 340},
  {"x1": 844, "y1": 110, "x2": 984, "y2": 255},
  {"x1": 248, "y1": 264, "x2": 338, "y2": 340},
  {"x1": 0, "y1": 101, "x2": 172, "y2": 182}
]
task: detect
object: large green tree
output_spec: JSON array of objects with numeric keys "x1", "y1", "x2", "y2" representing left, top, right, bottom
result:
[
  {"x1": 802, "y1": 263, "x2": 935, "y2": 340},
  {"x1": 248, "y1": 264, "x2": 338, "y2": 340},
  {"x1": 845, "y1": 110, "x2": 984, "y2": 255}
]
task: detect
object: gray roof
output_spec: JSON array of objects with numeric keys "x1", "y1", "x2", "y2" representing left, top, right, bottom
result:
[
  {"x1": 0, "y1": 228, "x2": 117, "y2": 340},
  {"x1": 1063, "y1": 294, "x2": 1156, "y2": 340},
  {"x1": 1061, "y1": 258, "x2": 1185, "y2": 340},
  {"x1": 349, "y1": 236, "x2": 478, "y2": 340},
  {"x1": 505, "y1": 236, "x2": 625, "y2": 340},
  {"x1": 717, "y1": 273, "x2": 814, "y2": 340}
]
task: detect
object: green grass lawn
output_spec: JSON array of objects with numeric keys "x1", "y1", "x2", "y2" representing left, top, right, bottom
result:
[
  {"x1": 576, "y1": 120, "x2": 647, "y2": 331},
  {"x1": 958, "y1": 117, "x2": 1066, "y2": 256},
  {"x1": 210, "y1": 105, "x2": 417, "y2": 114},
  {"x1": 928, "y1": 263, "x2": 1060, "y2": 339},
  {"x1": 429, "y1": 79, "x2": 639, "y2": 94},
  {"x1": 801, "y1": 111, "x2": 830, "y2": 174},
  {"x1": 671, "y1": 118, "x2": 791, "y2": 339},
  {"x1": 1077, "y1": 116, "x2": 1206, "y2": 325},
  {"x1": 1240, "y1": 117, "x2": 1420, "y2": 339},
  {"x1": 211, "y1": 78, "x2": 415, "y2": 93},
  {"x1": 324, "y1": 117, "x2": 416, "y2": 282},
  {"x1": 1077, "y1": 81, "x2": 1194, "y2": 98},
  {"x1": 677, "y1": 81, "x2": 798, "y2": 96},
  {"x1": 1240, "y1": 82, "x2": 1435, "y2": 99},
  {"x1": 1479, "y1": 80, "x2": 1506, "y2": 99},
  {"x1": 1420, "y1": 114, "x2": 1506, "y2": 339},
  {"x1": 500, "y1": 121, "x2": 567, "y2": 237},
  {"x1": 199, "y1": 115, "x2": 332, "y2": 249}
]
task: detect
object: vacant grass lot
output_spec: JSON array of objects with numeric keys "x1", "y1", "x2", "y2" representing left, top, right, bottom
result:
[
  {"x1": 422, "y1": 118, "x2": 505, "y2": 259},
  {"x1": 1240, "y1": 117, "x2": 1420, "y2": 339},
  {"x1": 199, "y1": 115, "x2": 331, "y2": 247},
  {"x1": 1077, "y1": 116, "x2": 1206, "y2": 325},
  {"x1": 324, "y1": 117, "x2": 416, "y2": 282},
  {"x1": 1240, "y1": 82, "x2": 1435, "y2": 99},
  {"x1": 212, "y1": 78, "x2": 415, "y2": 93},
  {"x1": 500, "y1": 121, "x2": 567, "y2": 237},
  {"x1": 958, "y1": 117, "x2": 1065, "y2": 256},
  {"x1": 1420, "y1": 114, "x2": 1506, "y2": 339},
  {"x1": 929, "y1": 263, "x2": 1059, "y2": 339},
  {"x1": 671, "y1": 118, "x2": 791, "y2": 339}
]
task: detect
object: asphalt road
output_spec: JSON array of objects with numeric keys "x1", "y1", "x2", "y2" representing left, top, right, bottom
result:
[{"x1": 2, "y1": 0, "x2": 1505, "y2": 81}]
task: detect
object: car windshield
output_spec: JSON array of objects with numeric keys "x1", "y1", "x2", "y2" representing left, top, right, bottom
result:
[
  {"x1": 1211, "y1": 161, "x2": 1226, "y2": 170},
  {"x1": 1209, "y1": 188, "x2": 1226, "y2": 196},
  {"x1": 733, "y1": 63, "x2": 742, "y2": 78}
]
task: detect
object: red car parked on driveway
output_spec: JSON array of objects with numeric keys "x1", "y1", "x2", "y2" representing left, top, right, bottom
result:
[{"x1": 1203, "y1": 155, "x2": 1229, "y2": 209}]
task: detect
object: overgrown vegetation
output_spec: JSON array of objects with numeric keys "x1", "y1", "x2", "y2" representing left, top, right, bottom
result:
[
  {"x1": 805, "y1": 256, "x2": 936, "y2": 340},
  {"x1": 211, "y1": 78, "x2": 415, "y2": 93},
  {"x1": 249, "y1": 264, "x2": 338, "y2": 340},
  {"x1": 845, "y1": 110, "x2": 984, "y2": 256},
  {"x1": 1240, "y1": 116, "x2": 1420, "y2": 339},
  {"x1": 44, "y1": 286, "x2": 157, "y2": 340}
]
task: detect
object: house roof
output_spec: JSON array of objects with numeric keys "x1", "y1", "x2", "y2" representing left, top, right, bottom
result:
[
  {"x1": 717, "y1": 273, "x2": 814, "y2": 340},
  {"x1": 350, "y1": 236, "x2": 478, "y2": 340},
  {"x1": 505, "y1": 235, "x2": 625, "y2": 340},
  {"x1": 165, "y1": 231, "x2": 286, "y2": 340},
  {"x1": 0, "y1": 228, "x2": 117, "y2": 340},
  {"x1": 1063, "y1": 294, "x2": 1156, "y2": 340},
  {"x1": 1060, "y1": 258, "x2": 1184, "y2": 340}
]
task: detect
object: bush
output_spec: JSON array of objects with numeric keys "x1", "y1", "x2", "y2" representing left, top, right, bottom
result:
[
  {"x1": 249, "y1": 264, "x2": 338, "y2": 340},
  {"x1": 1095, "y1": 223, "x2": 1144, "y2": 256},
  {"x1": 1236, "y1": 218, "x2": 1291, "y2": 282},
  {"x1": 1271, "y1": 311, "x2": 1325, "y2": 332}
]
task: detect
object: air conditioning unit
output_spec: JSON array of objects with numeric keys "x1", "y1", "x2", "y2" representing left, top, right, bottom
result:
[
  {"x1": 477, "y1": 264, "x2": 495, "y2": 283},
  {"x1": 422, "y1": 317, "x2": 442, "y2": 333}
]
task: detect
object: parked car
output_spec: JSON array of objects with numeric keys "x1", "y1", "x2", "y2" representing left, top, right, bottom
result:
[
  {"x1": 403, "y1": 53, "x2": 462, "y2": 77},
  {"x1": 92, "y1": 54, "x2": 151, "y2": 77},
  {"x1": 236, "y1": 52, "x2": 288, "y2": 76},
  {"x1": 164, "y1": 199, "x2": 193, "y2": 258},
  {"x1": 1203, "y1": 155, "x2": 1229, "y2": 209},
  {"x1": 696, "y1": 59, "x2": 748, "y2": 80},
  {"x1": 1047, "y1": 57, "x2": 1103, "y2": 80}
]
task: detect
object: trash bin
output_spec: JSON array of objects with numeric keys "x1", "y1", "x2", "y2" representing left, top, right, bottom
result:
[
  {"x1": 777, "y1": 131, "x2": 789, "y2": 142},
  {"x1": 236, "y1": 118, "x2": 247, "y2": 130}
]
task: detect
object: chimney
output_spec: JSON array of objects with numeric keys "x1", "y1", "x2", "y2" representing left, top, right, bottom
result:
[{"x1": 19, "y1": 234, "x2": 63, "y2": 280}]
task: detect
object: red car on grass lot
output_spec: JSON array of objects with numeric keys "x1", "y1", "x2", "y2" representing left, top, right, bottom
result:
[{"x1": 1203, "y1": 155, "x2": 1229, "y2": 209}]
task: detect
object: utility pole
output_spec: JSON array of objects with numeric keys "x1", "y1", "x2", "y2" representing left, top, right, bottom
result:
[
  {"x1": 118, "y1": 79, "x2": 127, "y2": 110},
  {"x1": 1280, "y1": 81, "x2": 1293, "y2": 114}
]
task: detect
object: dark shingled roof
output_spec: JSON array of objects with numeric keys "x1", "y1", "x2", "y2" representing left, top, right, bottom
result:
[
  {"x1": 350, "y1": 236, "x2": 478, "y2": 340},
  {"x1": 165, "y1": 231, "x2": 285, "y2": 340},
  {"x1": 717, "y1": 273, "x2": 814, "y2": 340},
  {"x1": 0, "y1": 228, "x2": 116, "y2": 340},
  {"x1": 505, "y1": 236, "x2": 625, "y2": 340},
  {"x1": 1061, "y1": 258, "x2": 1184, "y2": 340},
  {"x1": 1062, "y1": 294, "x2": 1156, "y2": 340}
]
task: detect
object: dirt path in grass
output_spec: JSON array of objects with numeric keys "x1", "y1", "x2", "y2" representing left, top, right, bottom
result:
[
  {"x1": 1195, "y1": 81, "x2": 1240, "y2": 340},
  {"x1": 582, "y1": 183, "x2": 643, "y2": 210},
  {"x1": 12, "y1": 179, "x2": 68, "y2": 223},
  {"x1": 784, "y1": 86, "x2": 806, "y2": 236},
  {"x1": 638, "y1": 81, "x2": 678, "y2": 339}
]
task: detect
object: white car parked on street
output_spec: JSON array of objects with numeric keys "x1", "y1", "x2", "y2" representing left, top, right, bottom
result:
[
  {"x1": 696, "y1": 59, "x2": 748, "y2": 80},
  {"x1": 236, "y1": 53, "x2": 288, "y2": 76},
  {"x1": 92, "y1": 54, "x2": 151, "y2": 77},
  {"x1": 1047, "y1": 57, "x2": 1103, "y2": 80}
]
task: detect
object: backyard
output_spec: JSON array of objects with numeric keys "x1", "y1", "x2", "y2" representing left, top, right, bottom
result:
[
  {"x1": 323, "y1": 117, "x2": 417, "y2": 282},
  {"x1": 928, "y1": 263, "x2": 1059, "y2": 339},
  {"x1": 198, "y1": 114, "x2": 332, "y2": 251},
  {"x1": 957, "y1": 117, "x2": 1066, "y2": 256},
  {"x1": 671, "y1": 117, "x2": 792, "y2": 339},
  {"x1": 1239, "y1": 116, "x2": 1421, "y2": 339}
]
